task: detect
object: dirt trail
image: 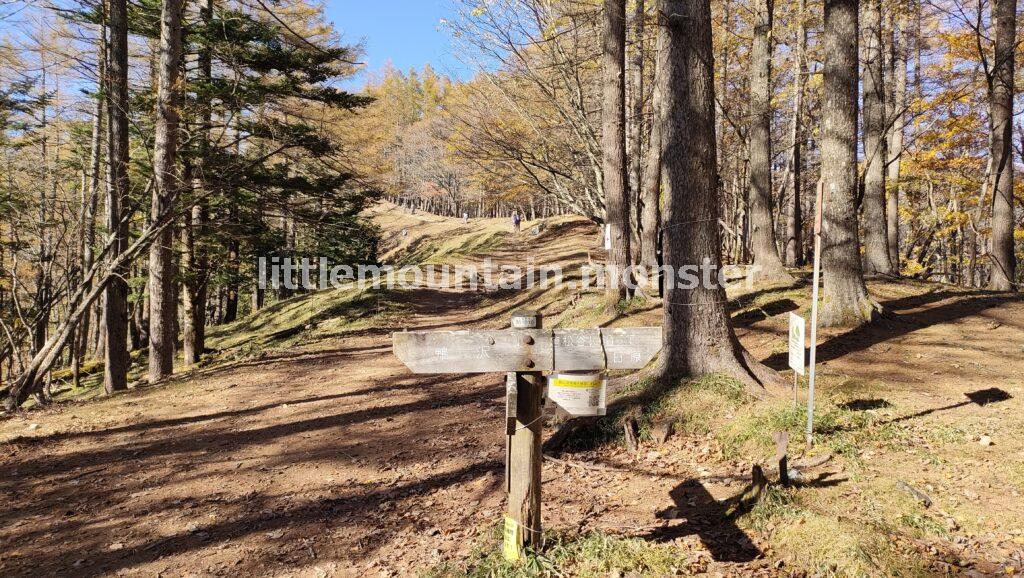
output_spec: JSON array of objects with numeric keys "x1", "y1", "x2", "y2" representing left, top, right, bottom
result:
[
  {"x1": 2, "y1": 207, "x2": 1023, "y2": 577},
  {"x1": 0, "y1": 213, "x2": 594, "y2": 577}
]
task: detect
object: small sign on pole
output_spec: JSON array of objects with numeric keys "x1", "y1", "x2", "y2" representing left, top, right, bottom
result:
[
  {"x1": 502, "y1": 515, "x2": 521, "y2": 561},
  {"x1": 603, "y1": 224, "x2": 611, "y2": 251},
  {"x1": 788, "y1": 312, "x2": 806, "y2": 407},
  {"x1": 788, "y1": 313, "x2": 806, "y2": 376}
]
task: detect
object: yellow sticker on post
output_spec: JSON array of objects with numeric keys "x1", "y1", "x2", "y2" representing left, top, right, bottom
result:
[{"x1": 503, "y1": 515, "x2": 521, "y2": 561}]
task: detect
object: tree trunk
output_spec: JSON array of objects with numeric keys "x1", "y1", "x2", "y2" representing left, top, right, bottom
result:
[
  {"x1": 785, "y1": 0, "x2": 807, "y2": 267},
  {"x1": 224, "y1": 237, "x2": 239, "y2": 323},
  {"x1": 182, "y1": 203, "x2": 207, "y2": 365},
  {"x1": 181, "y1": 0, "x2": 213, "y2": 365},
  {"x1": 77, "y1": 64, "x2": 104, "y2": 366},
  {"x1": 821, "y1": 0, "x2": 882, "y2": 326},
  {"x1": 885, "y1": 6, "x2": 908, "y2": 271},
  {"x1": 104, "y1": 0, "x2": 131, "y2": 393},
  {"x1": 639, "y1": 23, "x2": 665, "y2": 275},
  {"x1": 989, "y1": 0, "x2": 1016, "y2": 291},
  {"x1": 861, "y1": 0, "x2": 892, "y2": 275},
  {"x1": 602, "y1": 0, "x2": 633, "y2": 302},
  {"x1": 32, "y1": 63, "x2": 53, "y2": 397},
  {"x1": 657, "y1": 0, "x2": 781, "y2": 393},
  {"x1": 148, "y1": 0, "x2": 184, "y2": 382},
  {"x1": 746, "y1": 0, "x2": 792, "y2": 284},
  {"x1": 628, "y1": 0, "x2": 646, "y2": 265}
]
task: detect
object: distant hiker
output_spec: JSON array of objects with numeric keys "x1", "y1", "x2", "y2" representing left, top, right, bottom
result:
[
  {"x1": 512, "y1": 212, "x2": 521, "y2": 233},
  {"x1": 463, "y1": 212, "x2": 469, "y2": 223}
]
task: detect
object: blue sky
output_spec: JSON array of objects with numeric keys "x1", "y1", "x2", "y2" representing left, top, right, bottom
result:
[{"x1": 324, "y1": 1, "x2": 469, "y2": 89}]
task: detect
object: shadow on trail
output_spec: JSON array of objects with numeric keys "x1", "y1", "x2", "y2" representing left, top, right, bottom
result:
[
  {"x1": 10, "y1": 376, "x2": 431, "y2": 447},
  {"x1": 821, "y1": 388, "x2": 1011, "y2": 436},
  {"x1": 0, "y1": 373, "x2": 497, "y2": 494},
  {"x1": 7, "y1": 458, "x2": 504, "y2": 577},
  {"x1": 645, "y1": 469, "x2": 845, "y2": 563},
  {"x1": 731, "y1": 298, "x2": 799, "y2": 328},
  {"x1": 0, "y1": 362, "x2": 508, "y2": 576},
  {"x1": 885, "y1": 387, "x2": 1012, "y2": 425},
  {"x1": 762, "y1": 290, "x2": 1021, "y2": 370},
  {"x1": 646, "y1": 479, "x2": 761, "y2": 562}
]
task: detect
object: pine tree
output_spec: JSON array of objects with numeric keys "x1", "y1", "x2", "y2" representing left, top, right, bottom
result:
[
  {"x1": 602, "y1": 0, "x2": 633, "y2": 301},
  {"x1": 147, "y1": 0, "x2": 184, "y2": 382},
  {"x1": 861, "y1": 0, "x2": 893, "y2": 275},
  {"x1": 657, "y1": 0, "x2": 781, "y2": 391},
  {"x1": 988, "y1": 0, "x2": 1016, "y2": 291},
  {"x1": 746, "y1": 0, "x2": 792, "y2": 284}
]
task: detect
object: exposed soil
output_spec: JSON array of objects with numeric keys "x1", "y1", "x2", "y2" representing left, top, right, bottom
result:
[{"x1": 2, "y1": 206, "x2": 1023, "y2": 577}]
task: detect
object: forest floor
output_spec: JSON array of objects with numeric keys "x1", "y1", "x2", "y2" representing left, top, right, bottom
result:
[{"x1": 2, "y1": 202, "x2": 1024, "y2": 577}]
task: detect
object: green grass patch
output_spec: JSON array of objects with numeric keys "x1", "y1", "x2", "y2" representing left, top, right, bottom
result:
[
  {"x1": 898, "y1": 512, "x2": 948, "y2": 538},
  {"x1": 553, "y1": 293, "x2": 606, "y2": 329},
  {"x1": 743, "y1": 484, "x2": 803, "y2": 530},
  {"x1": 557, "y1": 373, "x2": 750, "y2": 452},
  {"x1": 395, "y1": 229, "x2": 509, "y2": 266},
  {"x1": 427, "y1": 527, "x2": 688, "y2": 577},
  {"x1": 614, "y1": 294, "x2": 649, "y2": 315},
  {"x1": 641, "y1": 374, "x2": 748, "y2": 438},
  {"x1": 208, "y1": 287, "x2": 407, "y2": 357}
]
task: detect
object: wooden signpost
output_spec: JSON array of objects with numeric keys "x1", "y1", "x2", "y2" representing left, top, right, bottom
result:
[{"x1": 393, "y1": 311, "x2": 662, "y2": 559}]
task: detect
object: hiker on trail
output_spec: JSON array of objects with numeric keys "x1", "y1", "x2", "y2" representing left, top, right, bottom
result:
[{"x1": 512, "y1": 212, "x2": 521, "y2": 233}]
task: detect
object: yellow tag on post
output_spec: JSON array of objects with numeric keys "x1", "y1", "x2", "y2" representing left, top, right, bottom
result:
[{"x1": 502, "y1": 515, "x2": 521, "y2": 561}]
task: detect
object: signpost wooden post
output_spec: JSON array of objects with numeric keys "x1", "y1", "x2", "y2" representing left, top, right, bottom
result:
[
  {"x1": 507, "y1": 311, "x2": 543, "y2": 555},
  {"x1": 392, "y1": 313, "x2": 663, "y2": 560}
]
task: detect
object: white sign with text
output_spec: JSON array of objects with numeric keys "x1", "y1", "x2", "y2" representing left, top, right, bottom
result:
[{"x1": 789, "y1": 312, "x2": 806, "y2": 376}]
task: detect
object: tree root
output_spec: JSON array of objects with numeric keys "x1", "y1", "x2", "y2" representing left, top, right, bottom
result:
[{"x1": 821, "y1": 293, "x2": 886, "y2": 327}]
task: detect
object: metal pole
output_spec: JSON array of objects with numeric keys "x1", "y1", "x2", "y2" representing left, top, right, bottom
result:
[{"x1": 806, "y1": 182, "x2": 826, "y2": 446}]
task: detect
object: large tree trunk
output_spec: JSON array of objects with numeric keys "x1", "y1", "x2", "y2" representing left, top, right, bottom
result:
[
  {"x1": 785, "y1": 0, "x2": 807, "y2": 267},
  {"x1": 821, "y1": 0, "x2": 882, "y2": 326},
  {"x1": 989, "y1": 0, "x2": 1016, "y2": 291},
  {"x1": 861, "y1": 0, "x2": 892, "y2": 275},
  {"x1": 885, "y1": 7, "x2": 907, "y2": 272},
  {"x1": 656, "y1": 0, "x2": 781, "y2": 393},
  {"x1": 181, "y1": 0, "x2": 212, "y2": 365},
  {"x1": 104, "y1": 0, "x2": 131, "y2": 394},
  {"x1": 602, "y1": 0, "x2": 633, "y2": 302},
  {"x1": 148, "y1": 0, "x2": 184, "y2": 382},
  {"x1": 746, "y1": 0, "x2": 792, "y2": 285}
]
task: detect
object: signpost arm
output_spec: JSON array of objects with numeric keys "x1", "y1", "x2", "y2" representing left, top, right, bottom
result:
[
  {"x1": 806, "y1": 181, "x2": 826, "y2": 446},
  {"x1": 507, "y1": 311, "x2": 543, "y2": 555}
]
